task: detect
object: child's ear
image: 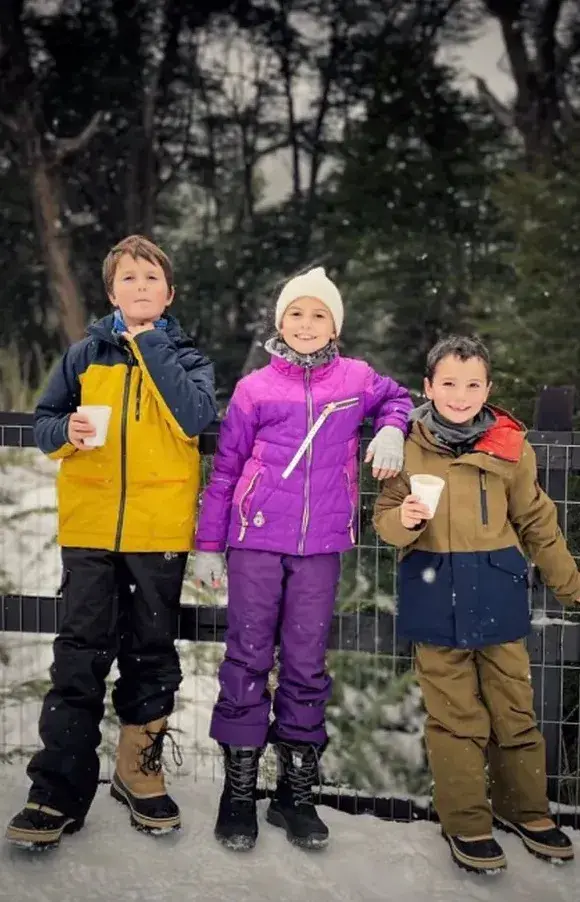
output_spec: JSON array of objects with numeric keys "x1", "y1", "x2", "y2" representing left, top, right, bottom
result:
[{"x1": 165, "y1": 286, "x2": 175, "y2": 306}]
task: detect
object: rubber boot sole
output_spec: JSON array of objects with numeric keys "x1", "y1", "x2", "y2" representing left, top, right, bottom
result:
[
  {"x1": 110, "y1": 773, "x2": 180, "y2": 835},
  {"x1": 214, "y1": 825, "x2": 257, "y2": 852},
  {"x1": 6, "y1": 817, "x2": 83, "y2": 851},
  {"x1": 443, "y1": 833, "x2": 507, "y2": 875},
  {"x1": 266, "y1": 805, "x2": 329, "y2": 850},
  {"x1": 493, "y1": 814, "x2": 574, "y2": 863}
]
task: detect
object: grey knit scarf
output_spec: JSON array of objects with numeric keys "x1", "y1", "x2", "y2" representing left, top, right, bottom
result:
[
  {"x1": 264, "y1": 336, "x2": 339, "y2": 369},
  {"x1": 411, "y1": 401, "x2": 496, "y2": 455}
]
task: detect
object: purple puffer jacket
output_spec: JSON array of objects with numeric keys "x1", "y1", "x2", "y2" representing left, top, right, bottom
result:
[{"x1": 196, "y1": 355, "x2": 413, "y2": 556}]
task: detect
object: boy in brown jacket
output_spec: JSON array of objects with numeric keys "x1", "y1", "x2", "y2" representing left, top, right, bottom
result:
[{"x1": 373, "y1": 335, "x2": 580, "y2": 875}]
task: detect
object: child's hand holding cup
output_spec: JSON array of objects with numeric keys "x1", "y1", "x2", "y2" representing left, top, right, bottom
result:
[
  {"x1": 401, "y1": 475, "x2": 445, "y2": 528},
  {"x1": 69, "y1": 405, "x2": 112, "y2": 450}
]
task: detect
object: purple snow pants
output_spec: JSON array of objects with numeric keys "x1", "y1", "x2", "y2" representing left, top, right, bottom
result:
[{"x1": 210, "y1": 548, "x2": 341, "y2": 747}]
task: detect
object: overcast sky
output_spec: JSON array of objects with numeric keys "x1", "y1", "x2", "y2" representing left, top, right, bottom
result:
[
  {"x1": 443, "y1": 18, "x2": 514, "y2": 102},
  {"x1": 261, "y1": 18, "x2": 514, "y2": 203}
]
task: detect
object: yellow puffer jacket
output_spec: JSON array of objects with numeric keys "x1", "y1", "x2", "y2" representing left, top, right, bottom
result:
[{"x1": 34, "y1": 314, "x2": 217, "y2": 553}]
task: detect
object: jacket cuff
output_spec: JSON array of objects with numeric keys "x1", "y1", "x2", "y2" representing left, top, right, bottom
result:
[
  {"x1": 373, "y1": 508, "x2": 427, "y2": 548},
  {"x1": 554, "y1": 574, "x2": 580, "y2": 607},
  {"x1": 59, "y1": 414, "x2": 71, "y2": 447},
  {"x1": 195, "y1": 539, "x2": 226, "y2": 553}
]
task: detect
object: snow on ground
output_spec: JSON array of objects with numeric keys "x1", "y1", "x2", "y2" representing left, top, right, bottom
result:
[{"x1": 1, "y1": 766, "x2": 579, "y2": 902}]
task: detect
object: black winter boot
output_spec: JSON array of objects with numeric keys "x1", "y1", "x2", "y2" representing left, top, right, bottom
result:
[
  {"x1": 214, "y1": 745, "x2": 261, "y2": 851},
  {"x1": 493, "y1": 814, "x2": 574, "y2": 862},
  {"x1": 5, "y1": 803, "x2": 84, "y2": 851},
  {"x1": 266, "y1": 742, "x2": 329, "y2": 850},
  {"x1": 443, "y1": 832, "x2": 507, "y2": 874}
]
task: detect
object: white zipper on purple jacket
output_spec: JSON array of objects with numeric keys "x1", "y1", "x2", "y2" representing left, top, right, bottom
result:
[{"x1": 282, "y1": 396, "x2": 360, "y2": 480}]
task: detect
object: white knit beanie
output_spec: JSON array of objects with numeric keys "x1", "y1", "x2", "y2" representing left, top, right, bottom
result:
[{"x1": 274, "y1": 266, "x2": 344, "y2": 336}]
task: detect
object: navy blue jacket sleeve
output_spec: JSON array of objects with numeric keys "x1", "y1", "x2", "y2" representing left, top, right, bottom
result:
[
  {"x1": 131, "y1": 330, "x2": 218, "y2": 440},
  {"x1": 33, "y1": 345, "x2": 84, "y2": 458}
]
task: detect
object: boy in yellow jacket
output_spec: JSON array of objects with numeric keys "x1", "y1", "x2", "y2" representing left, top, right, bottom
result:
[
  {"x1": 6, "y1": 235, "x2": 217, "y2": 850},
  {"x1": 373, "y1": 335, "x2": 579, "y2": 874}
]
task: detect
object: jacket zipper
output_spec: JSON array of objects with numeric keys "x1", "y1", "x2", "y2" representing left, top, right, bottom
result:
[
  {"x1": 114, "y1": 351, "x2": 134, "y2": 551},
  {"x1": 135, "y1": 369, "x2": 142, "y2": 421},
  {"x1": 345, "y1": 470, "x2": 355, "y2": 544},
  {"x1": 237, "y1": 470, "x2": 261, "y2": 541},
  {"x1": 298, "y1": 370, "x2": 315, "y2": 554},
  {"x1": 479, "y1": 469, "x2": 488, "y2": 526},
  {"x1": 282, "y1": 396, "x2": 359, "y2": 480}
]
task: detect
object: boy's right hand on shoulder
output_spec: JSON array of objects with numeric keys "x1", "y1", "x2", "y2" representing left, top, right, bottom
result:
[
  {"x1": 400, "y1": 494, "x2": 432, "y2": 529},
  {"x1": 193, "y1": 551, "x2": 225, "y2": 589},
  {"x1": 67, "y1": 412, "x2": 96, "y2": 450}
]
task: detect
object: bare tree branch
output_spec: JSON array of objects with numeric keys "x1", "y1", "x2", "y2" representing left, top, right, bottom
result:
[
  {"x1": 52, "y1": 111, "x2": 103, "y2": 163},
  {"x1": 0, "y1": 111, "x2": 19, "y2": 132},
  {"x1": 482, "y1": 0, "x2": 576, "y2": 163},
  {"x1": 474, "y1": 76, "x2": 515, "y2": 130},
  {"x1": 275, "y1": 2, "x2": 302, "y2": 198}
]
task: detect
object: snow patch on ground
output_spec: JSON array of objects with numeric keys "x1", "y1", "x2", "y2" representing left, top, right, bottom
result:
[{"x1": 1, "y1": 766, "x2": 579, "y2": 902}]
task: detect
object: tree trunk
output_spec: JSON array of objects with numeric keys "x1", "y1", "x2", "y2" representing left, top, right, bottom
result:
[
  {"x1": 481, "y1": 0, "x2": 580, "y2": 167},
  {"x1": 0, "y1": 0, "x2": 98, "y2": 344},
  {"x1": 30, "y1": 157, "x2": 87, "y2": 345}
]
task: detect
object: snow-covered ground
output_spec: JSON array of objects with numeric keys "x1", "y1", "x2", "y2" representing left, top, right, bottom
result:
[{"x1": 1, "y1": 767, "x2": 579, "y2": 902}]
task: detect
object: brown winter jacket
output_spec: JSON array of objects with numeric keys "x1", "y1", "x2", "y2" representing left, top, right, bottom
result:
[{"x1": 373, "y1": 407, "x2": 580, "y2": 648}]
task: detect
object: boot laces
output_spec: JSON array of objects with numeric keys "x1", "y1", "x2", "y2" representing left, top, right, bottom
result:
[
  {"x1": 283, "y1": 744, "x2": 319, "y2": 807},
  {"x1": 229, "y1": 750, "x2": 259, "y2": 804},
  {"x1": 140, "y1": 726, "x2": 183, "y2": 776}
]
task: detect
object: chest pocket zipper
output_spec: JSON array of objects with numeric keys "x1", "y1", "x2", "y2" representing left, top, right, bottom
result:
[
  {"x1": 479, "y1": 470, "x2": 489, "y2": 526},
  {"x1": 282, "y1": 397, "x2": 360, "y2": 480},
  {"x1": 135, "y1": 369, "x2": 143, "y2": 421}
]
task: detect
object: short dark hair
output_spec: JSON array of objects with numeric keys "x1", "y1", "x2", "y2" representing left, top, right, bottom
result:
[
  {"x1": 425, "y1": 335, "x2": 491, "y2": 383},
  {"x1": 102, "y1": 234, "x2": 173, "y2": 295}
]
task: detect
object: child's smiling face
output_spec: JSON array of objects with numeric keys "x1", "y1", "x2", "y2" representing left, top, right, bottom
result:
[
  {"x1": 280, "y1": 296, "x2": 336, "y2": 354},
  {"x1": 424, "y1": 354, "x2": 491, "y2": 424}
]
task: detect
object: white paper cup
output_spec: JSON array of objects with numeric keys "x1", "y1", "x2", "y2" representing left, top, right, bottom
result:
[
  {"x1": 410, "y1": 474, "x2": 445, "y2": 516},
  {"x1": 77, "y1": 405, "x2": 112, "y2": 448}
]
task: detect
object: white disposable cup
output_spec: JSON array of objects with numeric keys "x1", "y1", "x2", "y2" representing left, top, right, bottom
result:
[
  {"x1": 77, "y1": 405, "x2": 112, "y2": 448},
  {"x1": 410, "y1": 474, "x2": 445, "y2": 516}
]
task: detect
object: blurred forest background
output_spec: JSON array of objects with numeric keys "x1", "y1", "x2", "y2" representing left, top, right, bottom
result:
[{"x1": 0, "y1": 0, "x2": 579, "y2": 421}]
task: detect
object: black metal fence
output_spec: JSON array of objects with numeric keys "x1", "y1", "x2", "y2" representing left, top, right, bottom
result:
[{"x1": 1, "y1": 400, "x2": 580, "y2": 827}]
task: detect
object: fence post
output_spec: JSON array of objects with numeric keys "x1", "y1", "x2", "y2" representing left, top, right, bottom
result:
[{"x1": 529, "y1": 386, "x2": 575, "y2": 802}]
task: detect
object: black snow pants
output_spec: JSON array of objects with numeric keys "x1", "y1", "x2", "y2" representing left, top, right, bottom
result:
[{"x1": 26, "y1": 547, "x2": 187, "y2": 820}]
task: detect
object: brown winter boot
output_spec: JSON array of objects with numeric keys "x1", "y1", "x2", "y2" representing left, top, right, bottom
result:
[{"x1": 110, "y1": 718, "x2": 182, "y2": 834}]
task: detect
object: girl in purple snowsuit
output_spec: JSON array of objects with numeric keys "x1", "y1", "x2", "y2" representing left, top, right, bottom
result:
[{"x1": 193, "y1": 267, "x2": 413, "y2": 851}]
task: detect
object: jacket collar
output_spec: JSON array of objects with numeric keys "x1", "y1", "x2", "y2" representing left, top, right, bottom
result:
[
  {"x1": 269, "y1": 353, "x2": 341, "y2": 380},
  {"x1": 87, "y1": 312, "x2": 188, "y2": 346},
  {"x1": 411, "y1": 404, "x2": 526, "y2": 465}
]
